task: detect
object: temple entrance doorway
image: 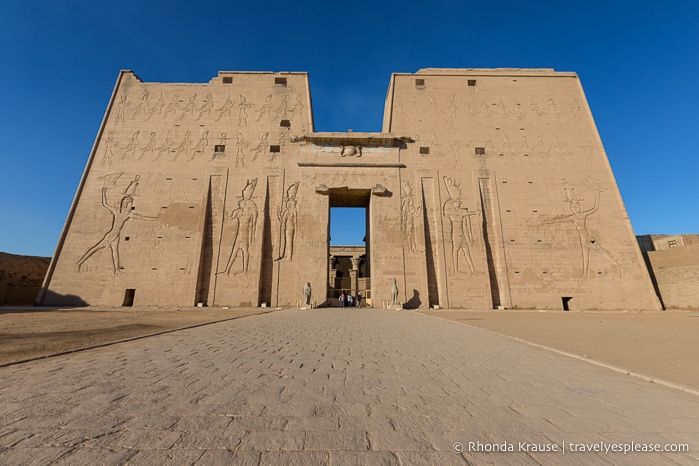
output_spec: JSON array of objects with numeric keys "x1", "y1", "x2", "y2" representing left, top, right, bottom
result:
[{"x1": 328, "y1": 190, "x2": 371, "y2": 307}]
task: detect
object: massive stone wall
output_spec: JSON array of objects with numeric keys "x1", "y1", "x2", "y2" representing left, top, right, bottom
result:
[{"x1": 39, "y1": 69, "x2": 662, "y2": 310}]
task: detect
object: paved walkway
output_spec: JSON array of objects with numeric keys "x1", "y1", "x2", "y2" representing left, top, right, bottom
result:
[{"x1": 0, "y1": 308, "x2": 696, "y2": 465}]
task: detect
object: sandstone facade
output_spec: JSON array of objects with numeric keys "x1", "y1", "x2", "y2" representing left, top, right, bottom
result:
[
  {"x1": 39, "y1": 69, "x2": 662, "y2": 310},
  {"x1": 637, "y1": 234, "x2": 699, "y2": 309}
]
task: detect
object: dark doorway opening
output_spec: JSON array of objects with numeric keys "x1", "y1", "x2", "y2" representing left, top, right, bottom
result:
[
  {"x1": 123, "y1": 289, "x2": 136, "y2": 307},
  {"x1": 562, "y1": 296, "x2": 572, "y2": 311}
]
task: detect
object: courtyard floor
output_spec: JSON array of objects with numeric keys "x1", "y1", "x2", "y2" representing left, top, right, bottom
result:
[{"x1": 0, "y1": 307, "x2": 697, "y2": 464}]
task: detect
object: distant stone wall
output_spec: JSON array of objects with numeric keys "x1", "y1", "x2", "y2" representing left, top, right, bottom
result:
[
  {"x1": 644, "y1": 244, "x2": 699, "y2": 310},
  {"x1": 3, "y1": 287, "x2": 42, "y2": 306},
  {"x1": 0, "y1": 252, "x2": 50, "y2": 305}
]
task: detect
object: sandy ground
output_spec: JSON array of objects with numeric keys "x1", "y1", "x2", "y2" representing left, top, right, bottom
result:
[
  {"x1": 2, "y1": 306, "x2": 697, "y2": 392},
  {"x1": 0, "y1": 307, "x2": 275, "y2": 366},
  {"x1": 419, "y1": 309, "x2": 699, "y2": 390}
]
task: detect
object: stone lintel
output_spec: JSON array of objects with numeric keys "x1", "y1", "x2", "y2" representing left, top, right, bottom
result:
[
  {"x1": 294, "y1": 133, "x2": 413, "y2": 147},
  {"x1": 300, "y1": 162, "x2": 406, "y2": 168}
]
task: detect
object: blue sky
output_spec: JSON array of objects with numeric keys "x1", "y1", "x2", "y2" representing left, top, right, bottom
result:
[{"x1": 1, "y1": 0, "x2": 697, "y2": 256}]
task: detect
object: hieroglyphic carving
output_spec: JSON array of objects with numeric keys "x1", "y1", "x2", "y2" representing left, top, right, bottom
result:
[
  {"x1": 172, "y1": 131, "x2": 191, "y2": 160},
  {"x1": 131, "y1": 92, "x2": 149, "y2": 120},
  {"x1": 289, "y1": 96, "x2": 304, "y2": 117},
  {"x1": 410, "y1": 96, "x2": 423, "y2": 123},
  {"x1": 121, "y1": 132, "x2": 140, "y2": 160},
  {"x1": 195, "y1": 94, "x2": 214, "y2": 121},
  {"x1": 400, "y1": 181, "x2": 421, "y2": 252},
  {"x1": 154, "y1": 130, "x2": 174, "y2": 160},
  {"x1": 145, "y1": 92, "x2": 164, "y2": 121},
  {"x1": 97, "y1": 172, "x2": 123, "y2": 187},
  {"x1": 463, "y1": 101, "x2": 476, "y2": 117},
  {"x1": 443, "y1": 176, "x2": 479, "y2": 274},
  {"x1": 530, "y1": 98, "x2": 548, "y2": 124},
  {"x1": 496, "y1": 101, "x2": 514, "y2": 124},
  {"x1": 484, "y1": 141, "x2": 499, "y2": 161},
  {"x1": 238, "y1": 95, "x2": 252, "y2": 127},
  {"x1": 535, "y1": 134, "x2": 552, "y2": 163},
  {"x1": 544, "y1": 183, "x2": 621, "y2": 277},
  {"x1": 562, "y1": 179, "x2": 582, "y2": 203},
  {"x1": 502, "y1": 135, "x2": 519, "y2": 164},
  {"x1": 115, "y1": 95, "x2": 128, "y2": 124},
  {"x1": 428, "y1": 97, "x2": 443, "y2": 120},
  {"x1": 77, "y1": 177, "x2": 157, "y2": 274},
  {"x1": 162, "y1": 94, "x2": 179, "y2": 120},
  {"x1": 139, "y1": 132, "x2": 156, "y2": 160},
  {"x1": 521, "y1": 134, "x2": 538, "y2": 163},
  {"x1": 191, "y1": 131, "x2": 209, "y2": 160},
  {"x1": 447, "y1": 94, "x2": 458, "y2": 128},
  {"x1": 251, "y1": 132, "x2": 269, "y2": 161},
  {"x1": 570, "y1": 99, "x2": 582, "y2": 127},
  {"x1": 551, "y1": 136, "x2": 572, "y2": 164},
  {"x1": 479, "y1": 102, "x2": 496, "y2": 121},
  {"x1": 218, "y1": 178, "x2": 258, "y2": 274},
  {"x1": 123, "y1": 174, "x2": 140, "y2": 196},
  {"x1": 513, "y1": 101, "x2": 529, "y2": 123},
  {"x1": 548, "y1": 99, "x2": 566, "y2": 124},
  {"x1": 275, "y1": 95, "x2": 289, "y2": 119},
  {"x1": 276, "y1": 182, "x2": 299, "y2": 261},
  {"x1": 580, "y1": 142, "x2": 598, "y2": 170},
  {"x1": 447, "y1": 138, "x2": 464, "y2": 170},
  {"x1": 235, "y1": 133, "x2": 249, "y2": 167},
  {"x1": 256, "y1": 94, "x2": 273, "y2": 122},
  {"x1": 215, "y1": 96, "x2": 234, "y2": 121},
  {"x1": 396, "y1": 102, "x2": 411, "y2": 123},
  {"x1": 273, "y1": 128, "x2": 288, "y2": 161},
  {"x1": 101, "y1": 135, "x2": 116, "y2": 166},
  {"x1": 177, "y1": 94, "x2": 197, "y2": 120}
]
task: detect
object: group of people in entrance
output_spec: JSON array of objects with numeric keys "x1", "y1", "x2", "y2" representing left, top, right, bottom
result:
[{"x1": 339, "y1": 291, "x2": 362, "y2": 308}]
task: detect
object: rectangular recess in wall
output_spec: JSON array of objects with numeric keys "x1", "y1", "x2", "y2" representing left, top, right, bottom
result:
[
  {"x1": 275, "y1": 77, "x2": 287, "y2": 86},
  {"x1": 468, "y1": 80, "x2": 476, "y2": 86},
  {"x1": 222, "y1": 77, "x2": 233, "y2": 84},
  {"x1": 562, "y1": 297, "x2": 572, "y2": 311},
  {"x1": 123, "y1": 289, "x2": 135, "y2": 307}
]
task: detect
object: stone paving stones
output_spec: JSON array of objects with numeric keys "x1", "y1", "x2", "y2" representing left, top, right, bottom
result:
[{"x1": 0, "y1": 308, "x2": 697, "y2": 464}]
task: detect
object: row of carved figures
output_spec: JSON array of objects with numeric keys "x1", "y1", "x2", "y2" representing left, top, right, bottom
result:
[
  {"x1": 418, "y1": 134, "x2": 596, "y2": 169},
  {"x1": 114, "y1": 92, "x2": 305, "y2": 125},
  {"x1": 400, "y1": 177, "x2": 621, "y2": 279},
  {"x1": 77, "y1": 176, "x2": 301, "y2": 277},
  {"x1": 396, "y1": 95, "x2": 584, "y2": 128},
  {"x1": 100, "y1": 128, "x2": 291, "y2": 166}
]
